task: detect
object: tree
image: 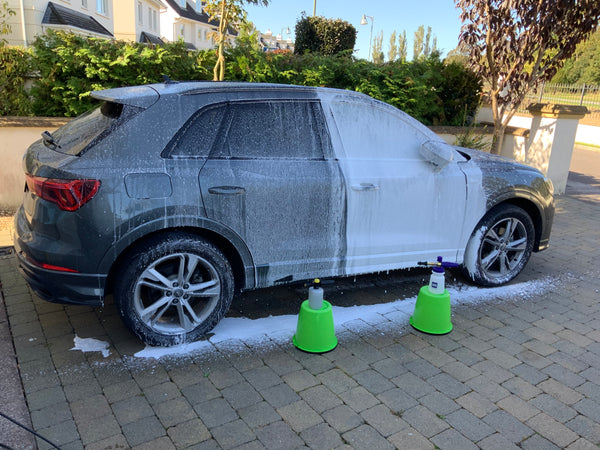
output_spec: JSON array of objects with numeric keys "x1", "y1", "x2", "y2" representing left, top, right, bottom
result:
[
  {"x1": 388, "y1": 31, "x2": 398, "y2": 62},
  {"x1": 294, "y1": 14, "x2": 356, "y2": 56},
  {"x1": 413, "y1": 25, "x2": 436, "y2": 61},
  {"x1": 204, "y1": 0, "x2": 268, "y2": 81},
  {"x1": 457, "y1": 0, "x2": 600, "y2": 154},
  {"x1": 372, "y1": 31, "x2": 384, "y2": 64},
  {"x1": 0, "y1": 1, "x2": 15, "y2": 45},
  {"x1": 553, "y1": 29, "x2": 600, "y2": 85},
  {"x1": 398, "y1": 30, "x2": 407, "y2": 62},
  {"x1": 413, "y1": 25, "x2": 424, "y2": 61}
]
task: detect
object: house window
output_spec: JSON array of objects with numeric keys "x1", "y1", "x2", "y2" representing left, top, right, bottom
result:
[
  {"x1": 195, "y1": 1, "x2": 202, "y2": 13},
  {"x1": 179, "y1": 0, "x2": 186, "y2": 7},
  {"x1": 148, "y1": 7, "x2": 152, "y2": 29},
  {"x1": 152, "y1": 10, "x2": 158, "y2": 31},
  {"x1": 97, "y1": 0, "x2": 107, "y2": 15},
  {"x1": 180, "y1": 24, "x2": 185, "y2": 36},
  {"x1": 82, "y1": 0, "x2": 88, "y2": 8},
  {"x1": 138, "y1": 2, "x2": 143, "y2": 24},
  {"x1": 197, "y1": 28, "x2": 202, "y2": 40}
]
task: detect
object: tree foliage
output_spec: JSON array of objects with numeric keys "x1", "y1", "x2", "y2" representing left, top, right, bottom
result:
[
  {"x1": 388, "y1": 31, "x2": 398, "y2": 62},
  {"x1": 203, "y1": 0, "x2": 268, "y2": 81},
  {"x1": 457, "y1": 0, "x2": 600, "y2": 154},
  {"x1": 294, "y1": 14, "x2": 357, "y2": 56},
  {"x1": 553, "y1": 29, "x2": 600, "y2": 85},
  {"x1": 372, "y1": 31, "x2": 384, "y2": 64},
  {"x1": 413, "y1": 25, "x2": 437, "y2": 61},
  {"x1": 0, "y1": 46, "x2": 33, "y2": 115},
  {"x1": 0, "y1": 0, "x2": 15, "y2": 45}
]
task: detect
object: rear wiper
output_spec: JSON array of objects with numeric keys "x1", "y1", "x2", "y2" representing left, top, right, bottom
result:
[{"x1": 41, "y1": 131, "x2": 61, "y2": 149}]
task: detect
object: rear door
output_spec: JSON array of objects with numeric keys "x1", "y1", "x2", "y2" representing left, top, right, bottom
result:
[{"x1": 199, "y1": 99, "x2": 346, "y2": 287}]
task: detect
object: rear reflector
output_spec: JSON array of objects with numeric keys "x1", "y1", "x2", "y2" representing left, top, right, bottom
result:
[
  {"x1": 22, "y1": 252, "x2": 79, "y2": 273},
  {"x1": 26, "y1": 175, "x2": 100, "y2": 211}
]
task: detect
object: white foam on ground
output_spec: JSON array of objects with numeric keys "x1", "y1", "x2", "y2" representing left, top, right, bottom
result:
[
  {"x1": 134, "y1": 277, "x2": 555, "y2": 360},
  {"x1": 71, "y1": 335, "x2": 111, "y2": 358}
]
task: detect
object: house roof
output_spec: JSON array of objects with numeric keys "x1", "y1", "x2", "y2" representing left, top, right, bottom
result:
[
  {"x1": 163, "y1": 0, "x2": 237, "y2": 36},
  {"x1": 42, "y1": 2, "x2": 113, "y2": 37},
  {"x1": 140, "y1": 31, "x2": 165, "y2": 45}
]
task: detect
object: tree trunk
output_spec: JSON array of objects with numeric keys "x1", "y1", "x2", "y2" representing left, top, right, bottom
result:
[{"x1": 212, "y1": 0, "x2": 227, "y2": 81}]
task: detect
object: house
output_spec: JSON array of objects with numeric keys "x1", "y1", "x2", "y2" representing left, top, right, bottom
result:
[
  {"x1": 4, "y1": 0, "x2": 114, "y2": 46},
  {"x1": 113, "y1": 0, "x2": 166, "y2": 44},
  {"x1": 161, "y1": 0, "x2": 234, "y2": 51}
]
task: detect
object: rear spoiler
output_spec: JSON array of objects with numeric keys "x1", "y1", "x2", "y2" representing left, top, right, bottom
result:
[{"x1": 91, "y1": 85, "x2": 159, "y2": 109}]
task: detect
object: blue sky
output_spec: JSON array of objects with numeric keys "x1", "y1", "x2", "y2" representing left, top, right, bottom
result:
[{"x1": 245, "y1": 0, "x2": 464, "y2": 60}]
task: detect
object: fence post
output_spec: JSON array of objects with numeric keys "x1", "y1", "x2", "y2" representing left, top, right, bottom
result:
[
  {"x1": 579, "y1": 83, "x2": 586, "y2": 106},
  {"x1": 538, "y1": 81, "x2": 546, "y2": 102}
]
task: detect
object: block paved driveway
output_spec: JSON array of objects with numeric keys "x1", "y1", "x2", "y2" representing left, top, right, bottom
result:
[{"x1": 1, "y1": 181, "x2": 600, "y2": 449}]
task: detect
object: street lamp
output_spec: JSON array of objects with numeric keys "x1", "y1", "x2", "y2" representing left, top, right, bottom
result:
[
  {"x1": 360, "y1": 14, "x2": 374, "y2": 61},
  {"x1": 313, "y1": 0, "x2": 317, "y2": 16}
]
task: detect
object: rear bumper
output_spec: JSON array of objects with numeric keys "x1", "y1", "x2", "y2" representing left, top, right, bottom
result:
[{"x1": 14, "y1": 241, "x2": 105, "y2": 307}]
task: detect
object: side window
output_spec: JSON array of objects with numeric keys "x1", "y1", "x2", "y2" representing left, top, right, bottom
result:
[
  {"x1": 329, "y1": 100, "x2": 426, "y2": 160},
  {"x1": 213, "y1": 100, "x2": 330, "y2": 160},
  {"x1": 163, "y1": 104, "x2": 226, "y2": 158}
]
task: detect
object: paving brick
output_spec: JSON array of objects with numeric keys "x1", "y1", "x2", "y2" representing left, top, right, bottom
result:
[
  {"x1": 211, "y1": 419, "x2": 255, "y2": 449},
  {"x1": 339, "y1": 386, "x2": 379, "y2": 413},
  {"x1": 194, "y1": 398, "x2": 237, "y2": 428},
  {"x1": 477, "y1": 432, "x2": 521, "y2": 450},
  {"x1": 526, "y1": 412, "x2": 579, "y2": 448},
  {"x1": 30, "y1": 402, "x2": 72, "y2": 430},
  {"x1": 317, "y1": 368, "x2": 358, "y2": 395},
  {"x1": 392, "y1": 372, "x2": 435, "y2": 399},
  {"x1": 263, "y1": 352, "x2": 302, "y2": 376},
  {"x1": 322, "y1": 405, "x2": 364, "y2": 433},
  {"x1": 441, "y1": 360, "x2": 479, "y2": 382},
  {"x1": 470, "y1": 360, "x2": 514, "y2": 383},
  {"x1": 427, "y1": 373, "x2": 471, "y2": 399},
  {"x1": 557, "y1": 329, "x2": 594, "y2": 348},
  {"x1": 511, "y1": 363, "x2": 549, "y2": 385},
  {"x1": 530, "y1": 394, "x2": 577, "y2": 422},
  {"x1": 154, "y1": 397, "x2": 196, "y2": 428},
  {"x1": 565, "y1": 437, "x2": 597, "y2": 450},
  {"x1": 360, "y1": 404, "x2": 408, "y2": 437},
  {"x1": 502, "y1": 377, "x2": 542, "y2": 400},
  {"x1": 206, "y1": 363, "x2": 245, "y2": 389},
  {"x1": 447, "y1": 347, "x2": 484, "y2": 366},
  {"x1": 430, "y1": 428, "x2": 478, "y2": 450},
  {"x1": 404, "y1": 358, "x2": 441, "y2": 379},
  {"x1": 143, "y1": 382, "x2": 182, "y2": 405},
  {"x1": 402, "y1": 405, "x2": 449, "y2": 438},
  {"x1": 34, "y1": 420, "x2": 80, "y2": 449},
  {"x1": 167, "y1": 418, "x2": 211, "y2": 448},
  {"x1": 456, "y1": 392, "x2": 497, "y2": 418},
  {"x1": 221, "y1": 381, "x2": 262, "y2": 410},
  {"x1": 414, "y1": 346, "x2": 456, "y2": 368},
  {"x1": 277, "y1": 400, "x2": 322, "y2": 433},
  {"x1": 299, "y1": 423, "x2": 343, "y2": 450},
  {"x1": 112, "y1": 395, "x2": 155, "y2": 426},
  {"x1": 388, "y1": 427, "x2": 434, "y2": 449},
  {"x1": 85, "y1": 434, "x2": 128, "y2": 450},
  {"x1": 496, "y1": 395, "x2": 540, "y2": 422},
  {"x1": 181, "y1": 379, "x2": 220, "y2": 405},
  {"x1": 238, "y1": 401, "x2": 281, "y2": 429},
  {"x1": 542, "y1": 363, "x2": 586, "y2": 388},
  {"x1": 27, "y1": 386, "x2": 67, "y2": 411},
  {"x1": 573, "y1": 398, "x2": 600, "y2": 423},
  {"x1": 566, "y1": 414, "x2": 600, "y2": 443},
  {"x1": 352, "y1": 369, "x2": 395, "y2": 395},
  {"x1": 260, "y1": 382, "x2": 300, "y2": 409},
  {"x1": 77, "y1": 413, "x2": 121, "y2": 446},
  {"x1": 482, "y1": 410, "x2": 534, "y2": 443},
  {"x1": 255, "y1": 421, "x2": 304, "y2": 450},
  {"x1": 419, "y1": 391, "x2": 460, "y2": 416},
  {"x1": 299, "y1": 384, "x2": 343, "y2": 413},
  {"x1": 538, "y1": 379, "x2": 584, "y2": 405},
  {"x1": 445, "y1": 408, "x2": 495, "y2": 442},
  {"x1": 377, "y1": 388, "x2": 418, "y2": 414},
  {"x1": 334, "y1": 355, "x2": 371, "y2": 376},
  {"x1": 517, "y1": 349, "x2": 553, "y2": 370},
  {"x1": 342, "y1": 424, "x2": 393, "y2": 450},
  {"x1": 520, "y1": 432, "x2": 561, "y2": 450},
  {"x1": 371, "y1": 357, "x2": 409, "y2": 378}
]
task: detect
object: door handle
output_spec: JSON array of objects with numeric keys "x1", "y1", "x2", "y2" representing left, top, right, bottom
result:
[
  {"x1": 351, "y1": 183, "x2": 379, "y2": 192},
  {"x1": 208, "y1": 186, "x2": 246, "y2": 195}
]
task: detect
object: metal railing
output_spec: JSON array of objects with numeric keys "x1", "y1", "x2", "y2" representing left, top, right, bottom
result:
[{"x1": 519, "y1": 82, "x2": 600, "y2": 120}]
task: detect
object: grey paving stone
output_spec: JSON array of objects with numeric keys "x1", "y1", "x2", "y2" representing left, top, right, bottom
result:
[
  {"x1": 143, "y1": 382, "x2": 182, "y2": 405},
  {"x1": 352, "y1": 369, "x2": 395, "y2": 395},
  {"x1": 339, "y1": 386, "x2": 379, "y2": 413},
  {"x1": 26, "y1": 386, "x2": 67, "y2": 411},
  {"x1": 30, "y1": 402, "x2": 72, "y2": 430},
  {"x1": 299, "y1": 384, "x2": 343, "y2": 413},
  {"x1": 566, "y1": 415, "x2": 600, "y2": 444},
  {"x1": 427, "y1": 373, "x2": 471, "y2": 399},
  {"x1": 166, "y1": 418, "x2": 211, "y2": 448},
  {"x1": 415, "y1": 346, "x2": 456, "y2": 368},
  {"x1": 445, "y1": 409, "x2": 494, "y2": 442},
  {"x1": 447, "y1": 347, "x2": 484, "y2": 366},
  {"x1": 85, "y1": 434, "x2": 129, "y2": 450},
  {"x1": 470, "y1": 360, "x2": 514, "y2": 383},
  {"x1": 482, "y1": 410, "x2": 534, "y2": 443},
  {"x1": 520, "y1": 431, "x2": 561, "y2": 449},
  {"x1": 573, "y1": 398, "x2": 600, "y2": 423},
  {"x1": 317, "y1": 369, "x2": 358, "y2": 394},
  {"x1": 526, "y1": 412, "x2": 579, "y2": 448},
  {"x1": 441, "y1": 360, "x2": 479, "y2": 382},
  {"x1": 322, "y1": 405, "x2": 364, "y2": 433},
  {"x1": 377, "y1": 388, "x2": 418, "y2": 414},
  {"x1": 538, "y1": 379, "x2": 584, "y2": 405},
  {"x1": 255, "y1": 421, "x2": 304, "y2": 450},
  {"x1": 181, "y1": 379, "x2": 220, "y2": 405},
  {"x1": 299, "y1": 423, "x2": 343, "y2": 450},
  {"x1": 455, "y1": 391, "x2": 497, "y2": 418},
  {"x1": 404, "y1": 358, "x2": 442, "y2": 379},
  {"x1": 130, "y1": 365, "x2": 170, "y2": 389},
  {"x1": 371, "y1": 357, "x2": 409, "y2": 378},
  {"x1": 477, "y1": 432, "x2": 521, "y2": 450},
  {"x1": 392, "y1": 372, "x2": 435, "y2": 399},
  {"x1": 466, "y1": 375, "x2": 510, "y2": 403},
  {"x1": 542, "y1": 363, "x2": 586, "y2": 388},
  {"x1": 502, "y1": 377, "x2": 542, "y2": 400},
  {"x1": 511, "y1": 363, "x2": 549, "y2": 385},
  {"x1": 277, "y1": 400, "x2": 322, "y2": 433},
  {"x1": 260, "y1": 382, "x2": 300, "y2": 408},
  {"x1": 430, "y1": 428, "x2": 478, "y2": 450},
  {"x1": 360, "y1": 404, "x2": 408, "y2": 437},
  {"x1": 565, "y1": 437, "x2": 598, "y2": 450},
  {"x1": 517, "y1": 349, "x2": 553, "y2": 370},
  {"x1": 211, "y1": 419, "x2": 255, "y2": 449},
  {"x1": 243, "y1": 365, "x2": 283, "y2": 391},
  {"x1": 342, "y1": 424, "x2": 394, "y2": 450},
  {"x1": 263, "y1": 352, "x2": 302, "y2": 375},
  {"x1": 334, "y1": 355, "x2": 371, "y2": 376},
  {"x1": 206, "y1": 363, "x2": 245, "y2": 389},
  {"x1": 388, "y1": 427, "x2": 434, "y2": 449},
  {"x1": 530, "y1": 394, "x2": 577, "y2": 422},
  {"x1": 496, "y1": 395, "x2": 540, "y2": 422},
  {"x1": 194, "y1": 398, "x2": 238, "y2": 428},
  {"x1": 77, "y1": 413, "x2": 122, "y2": 446},
  {"x1": 419, "y1": 391, "x2": 460, "y2": 416},
  {"x1": 154, "y1": 397, "x2": 196, "y2": 428},
  {"x1": 221, "y1": 381, "x2": 262, "y2": 410},
  {"x1": 402, "y1": 405, "x2": 449, "y2": 438},
  {"x1": 281, "y1": 369, "x2": 319, "y2": 392},
  {"x1": 111, "y1": 394, "x2": 155, "y2": 426},
  {"x1": 238, "y1": 401, "x2": 281, "y2": 429}
]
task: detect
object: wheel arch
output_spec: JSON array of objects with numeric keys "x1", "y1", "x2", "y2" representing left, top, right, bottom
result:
[
  {"x1": 102, "y1": 219, "x2": 255, "y2": 298},
  {"x1": 487, "y1": 196, "x2": 544, "y2": 252}
]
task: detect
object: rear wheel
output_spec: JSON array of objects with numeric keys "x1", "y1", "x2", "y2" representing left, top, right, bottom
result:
[
  {"x1": 115, "y1": 233, "x2": 234, "y2": 346},
  {"x1": 462, "y1": 204, "x2": 535, "y2": 286}
]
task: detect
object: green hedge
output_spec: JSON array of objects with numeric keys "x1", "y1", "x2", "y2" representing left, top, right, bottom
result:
[{"x1": 2, "y1": 30, "x2": 481, "y2": 124}]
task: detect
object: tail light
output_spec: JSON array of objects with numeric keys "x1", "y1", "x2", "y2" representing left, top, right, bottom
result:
[{"x1": 26, "y1": 175, "x2": 101, "y2": 211}]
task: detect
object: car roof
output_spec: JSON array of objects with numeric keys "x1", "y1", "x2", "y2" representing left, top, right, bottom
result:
[{"x1": 91, "y1": 81, "x2": 372, "y2": 107}]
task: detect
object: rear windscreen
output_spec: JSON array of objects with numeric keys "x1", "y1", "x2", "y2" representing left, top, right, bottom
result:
[{"x1": 49, "y1": 102, "x2": 140, "y2": 156}]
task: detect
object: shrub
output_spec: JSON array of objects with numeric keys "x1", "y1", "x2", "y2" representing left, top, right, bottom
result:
[
  {"x1": 0, "y1": 45, "x2": 33, "y2": 115},
  {"x1": 294, "y1": 15, "x2": 356, "y2": 56}
]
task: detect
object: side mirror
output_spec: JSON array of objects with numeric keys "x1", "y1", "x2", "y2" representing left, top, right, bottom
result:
[{"x1": 420, "y1": 140, "x2": 454, "y2": 170}]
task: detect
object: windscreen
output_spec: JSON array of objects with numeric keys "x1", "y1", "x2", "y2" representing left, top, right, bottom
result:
[{"x1": 49, "y1": 102, "x2": 139, "y2": 156}]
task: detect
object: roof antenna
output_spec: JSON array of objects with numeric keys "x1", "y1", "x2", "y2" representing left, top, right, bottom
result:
[{"x1": 162, "y1": 74, "x2": 176, "y2": 84}]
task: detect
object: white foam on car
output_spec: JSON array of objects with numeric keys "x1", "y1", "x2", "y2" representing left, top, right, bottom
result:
[
  {"x1": 70, "y1": 335, "x2": 111, "y2": 358},
  {"x1": 134, "y1": 276, "x2": 555, "y2": 359}
]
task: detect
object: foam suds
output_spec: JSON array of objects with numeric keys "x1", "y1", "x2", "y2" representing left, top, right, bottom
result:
[
  {"x1": 134, "y1": 276, "x2": 555, "y2": 360},
  {"x1": 70, "y1": 335, "x2": 111, "y2": 358}
]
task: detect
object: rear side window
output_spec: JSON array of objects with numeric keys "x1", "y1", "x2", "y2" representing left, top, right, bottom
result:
[
  {"x1": 216, "y1": 100, "x2": 330, "y2": 160},
  {"x1": 50, "y1": 102, "x2": 140, "y2": 156}
]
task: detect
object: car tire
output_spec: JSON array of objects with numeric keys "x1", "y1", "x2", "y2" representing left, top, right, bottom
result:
[
  {"x1": 462, "y1": 204, "x2": 535, "y2": 287},
  {"x1": 114, "y1": 232, "x2": 234, "y2": 346}
]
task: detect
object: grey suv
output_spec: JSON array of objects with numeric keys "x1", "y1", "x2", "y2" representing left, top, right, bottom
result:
[{"x1": 14, "y1": 81, "x2": 554, "y2": 346}]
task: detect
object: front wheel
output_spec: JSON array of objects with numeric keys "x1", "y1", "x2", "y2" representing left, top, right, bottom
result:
[
  {"x1": 462, "y1": 204, "x2": 535, "y2": 287},
  {"x1": 114, "y1": 233, "x2": 234, "y2": 346}
]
